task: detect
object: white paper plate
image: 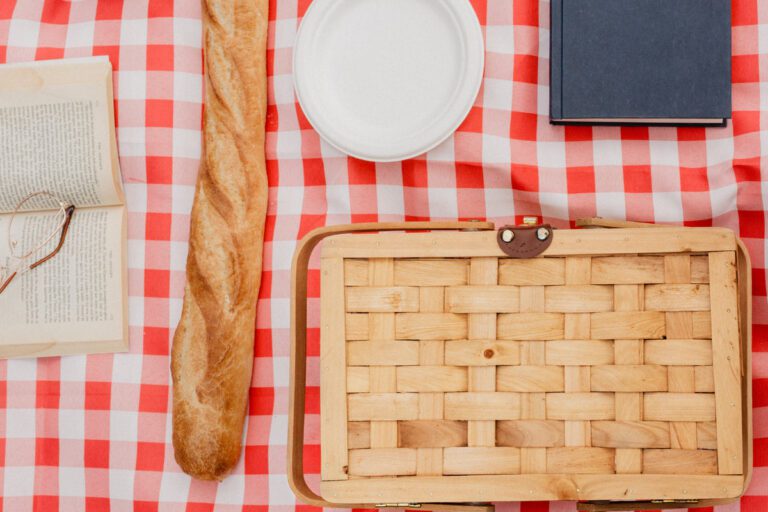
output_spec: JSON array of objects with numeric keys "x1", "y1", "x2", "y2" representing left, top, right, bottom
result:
[{"x1": 293, "y1": 0, "x2": 484, "y2": 162}]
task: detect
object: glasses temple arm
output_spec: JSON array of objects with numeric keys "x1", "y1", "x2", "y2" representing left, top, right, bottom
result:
[{"x1": 29, "y1": 205, "x2": 75, "y2": 271}]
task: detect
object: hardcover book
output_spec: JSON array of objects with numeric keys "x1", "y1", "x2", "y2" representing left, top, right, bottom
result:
[{"x1": 550, "y1": 0, "x2": 731, "y2": 126}]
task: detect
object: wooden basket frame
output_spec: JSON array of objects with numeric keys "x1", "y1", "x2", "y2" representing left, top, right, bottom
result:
[{"x1": 288, "y1": 219, "x2": 752, "y2": 512}]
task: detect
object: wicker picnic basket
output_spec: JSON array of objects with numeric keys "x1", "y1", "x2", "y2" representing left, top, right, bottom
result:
[{"x1": 288, "y1": 219, "x2": 752, "y2": 512}]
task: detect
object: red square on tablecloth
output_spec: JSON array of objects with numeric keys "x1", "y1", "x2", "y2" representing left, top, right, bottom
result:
[
  {"x1": 147, "y1": 0, "x2": 173, "y2": 18},
  {"x1": 145, "y1": 100, "x2": 174, "y2": 128},
  {"x1": 135, "y1": 442, "x2": 164, "y2": 471},
  {"x1": 734, "y1": 54, "x2": 760, "y2": 83},
  {"x1": 138, "y1": 384, "x2": 168, "y2": 413},
  {"x1": 84, "y1": 440, "x2": 110, "y2": 468},
  {"x1": 35, "y1": 438, "x2": 59, "y2": 466},
  {"x1": 95, "y1": 1, "x2": 123, "y2": 20},
  {"x1": 143, "y1": 269, "x2": 170, "y2": 298},
  {"x1": 244, "y1": 445, "x2": 269, "y2": 474},
  {"x1": 36, "y1": 380, "x2": 59, "y2": 409},
  {"x1": 456, "y1": 163, "x2": 485, "y2": 188},
  {"x1": 623, "y1": 166, "x2": 653, "y2": 193},
  {"x1": 85, "y1": 382, "x2": 111, "y2": 410},
  {"x1": 510, "y1": 112, "x2": 537, "y2": 141},
  {"x1": 303, "y1": 158, "x2": 325, "y2": 186},
  {"x1": 739, "y1": 210, "x2": 765, "y2": 238},
  {"x1": 145, "y1": 213, "x2": 172, "y2": 240},
  {"x1": 147, "y1": 44, "x2": 173, "y2": 71},
  {"x1": 733, "y1": 157, "x2": 762, "y2": 181},
  {"x1": 40, "y1": 0, "x2": 69, "y2": 24}
]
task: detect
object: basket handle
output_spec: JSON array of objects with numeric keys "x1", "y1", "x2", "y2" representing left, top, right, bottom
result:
[{"x1": 288, "y1": 221, "x2": 494, "y2": 511}]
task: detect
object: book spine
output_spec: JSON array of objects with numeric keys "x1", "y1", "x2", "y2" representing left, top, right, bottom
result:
[{"x1": 549, "y1": 0, "x2": 563, "y2": 121}]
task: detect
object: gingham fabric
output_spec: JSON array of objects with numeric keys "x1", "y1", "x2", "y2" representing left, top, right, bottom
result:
[{"x1": 0, "y1": 0, "x2": 765, "y2": 510}]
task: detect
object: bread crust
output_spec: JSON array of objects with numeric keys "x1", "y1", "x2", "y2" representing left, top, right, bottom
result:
[{"x1": 171, "y1": 0, "x2": 268, "y2": 481}]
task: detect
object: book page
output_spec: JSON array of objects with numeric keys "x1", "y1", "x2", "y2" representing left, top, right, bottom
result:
[
  {"x1": 0, "y1": 205, "x2": 126, "y2": 355},
  {"x1": 0, "y1": 56, "x2": 123, "y2": 214}
]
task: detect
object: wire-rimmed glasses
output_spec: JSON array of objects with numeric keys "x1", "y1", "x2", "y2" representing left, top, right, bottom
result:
[{"x1": 0, "y1": 191, "x2": 75, "y2": 296}]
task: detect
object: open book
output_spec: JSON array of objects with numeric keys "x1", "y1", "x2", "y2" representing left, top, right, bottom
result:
[{"x1": 0, "y1": 56, "x2": 127, "y2": 358}]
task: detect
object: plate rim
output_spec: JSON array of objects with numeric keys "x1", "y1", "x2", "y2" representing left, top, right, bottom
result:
[{"x1": 293, "y1": 0, "x2": 485, "y2": 162}]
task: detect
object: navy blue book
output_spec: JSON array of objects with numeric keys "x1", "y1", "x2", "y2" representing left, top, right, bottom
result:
[{"x1": 550, "y1": 0, "x2": 731, "y2": 126}]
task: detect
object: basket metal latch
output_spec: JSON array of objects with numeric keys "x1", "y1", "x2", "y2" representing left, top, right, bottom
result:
[{"x1": 497, "y1": 219, "x2": 553, "y2": 258}]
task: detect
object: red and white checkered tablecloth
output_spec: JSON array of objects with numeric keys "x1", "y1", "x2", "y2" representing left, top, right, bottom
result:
[{"x1": 0, "y1": 0, "x2": 766, "y2": 510}]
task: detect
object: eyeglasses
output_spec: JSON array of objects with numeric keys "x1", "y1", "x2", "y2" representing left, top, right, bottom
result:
[{"x1": 0, "y1": 191, "x2": 75, "y2": 296}]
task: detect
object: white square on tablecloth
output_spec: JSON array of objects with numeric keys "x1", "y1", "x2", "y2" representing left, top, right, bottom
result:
[
  {"x1": 276, "y1": 130, "x2": 302, "y2": 160},
  {"x1": 652, "y1": 191, "x2": 684, "y2": 223},
  {"x1": 319, "y1": 138, "x2": 345, "y2": 159},
  {"x1": 173, "y1": 18, "x2": 202, "y2": 49},
  {"x1": 649, "y1": 140, "x2": 680, "y2": 167},
  {"x1": 3, "y1": 467, "x2": 34, "y2": 497},
  {"x1": 485, "y1": 25, "x2": 515, "y2": 54},
  {"x1": 172, "y1": 128, "x2": 201, "y2": 159},
  {"x1": 128, "y1": 240, "x2": 145, "y2": 271},
  {"x1": 270, "y1": 298, "x2": 290, "y2": 330},
  {"x1": 428, "y1": 188, "x2": 459, "y2": 218},
  {"x1": 125, "y1": 183, "x2": 148, "y2": 214},
  {"x1": 269, "y1": 414, "x2": 288, "y2": 446},
  {"x1": 272, "y1": 74, "x2": 296, "y2": 106},
  {"x1": 761, "y1": 82, "x2": 768, "y2": 111},
  {"x1": 427, "y1": 136, "x2": 455, "y2": 162},
  {"x1": 158, "y1": 470, "x2": 192, "y2": 503},
  {"x1": 169, "y1": 298, "x2": 184, "y2": 328},
  {"x1": 169, "y1": 241, "x2": 188, "y2": 272},
  {"x1": 111, "y1": 355, "x2": 143, "y2": 385},
  {"x1": 58, "y1": 467, "x2": 86, "y2": 497},
  {"x1": 709, "y1": 182, "x2": 738, "y2": 218},
  {"x1": 270, "y1": 241, "x2": 296, "y2": 272},
  {"x1": 276, "y1": 186, "x2": 304, "y2": 216},
  {"x1": 59, "y1": 356, "x2": 87, "y2": 383},
  {"x1": 325, "y1": 184, "x2": 351, "y2": 215},
  {"x1": 482, "y1": 135, "x2": 512, "y2": 164},
  {"x1": 171, "y1": 185, "x2": 195, "y2": 215},
  {"x1": 6, "y1": 409, "x2": 35, "y2": 438},
  {"x1": 109, "y1": 411, "x2": 139, "y2": 442},
  {"x1": 273, "y1": 18, "x2": 296, "y2": 51},
  {"x1": 706, "y1": 136, "x2": 735, "y2": 166},
  {"x1": 268, "y1": 474, "x2": 297, "y2": 505},
  {"x1": 595, "y1": 192, "x2": 627, "y2": 220},
  {"x1": 593, "y1": 139, "x2": 623, "y2": 167},
  {"x1": 484, "y1": 187, "x2": 515, "y2": 219},
  {"x1": 8, "y1": 19, "x2": 40, "y2": 48},
  {"x1": 272, "y1": 356, "x2": 289, "y2": 388},
  {"x1": 377, "y1": 184, "x2": 405, "y2": 215},
  {"x1": 215, "y1": 474, "x2": 246, "y2": 505},
  {"x1": 536, "y1": 84, "x2": 549, "y2": 116},
  {"x1": 6, "y1": 359, "x2": 36, "y2": 381},
  {"x1": 109, "y1": 469, "x2": 136, "y2": 501},
  {"x1": 117, "y1": 127, "x2": 147, "y2": 157},
  {"x1": 129, "y1": 297, "x2": 145, "y2": 327},
  {"x1": 173, "y1": 72, "x2": 203, "y2": 104},
  {"x1": 117, "y1": 71, "x2": 148, "y2": 101},
  {"x1": 536, "y1": 141, "x2": 566, "y2": 169},
  {"x1": 539, "y1": 192, "x2": 569, "y2": 220},
  {"x1": 58, "y1": 409, "x2": 85, "y2": 440},
  {"x1": 119, "y1": 19, "x2": 148, "y2": 46},
  {"x1": 483, "y1": 78, "x2": 514, "y2": 111}
]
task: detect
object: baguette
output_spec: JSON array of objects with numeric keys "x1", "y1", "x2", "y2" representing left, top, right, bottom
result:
[{"x1": 171, "y1": 0, "x2": 269, "y2": 480}]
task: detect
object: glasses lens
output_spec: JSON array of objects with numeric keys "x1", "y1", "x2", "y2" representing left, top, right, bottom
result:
[{"x1": 7, "y1": 193, "x2": 68, "y2": 261}]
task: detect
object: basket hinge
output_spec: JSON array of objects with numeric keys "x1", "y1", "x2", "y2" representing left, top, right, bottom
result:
[
  {"x1": 376, "y1": 503, "x2": 422, "y2": 508},
  {"x1": 650, "y1": 499, "x2": 700, "y2": 504}
]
